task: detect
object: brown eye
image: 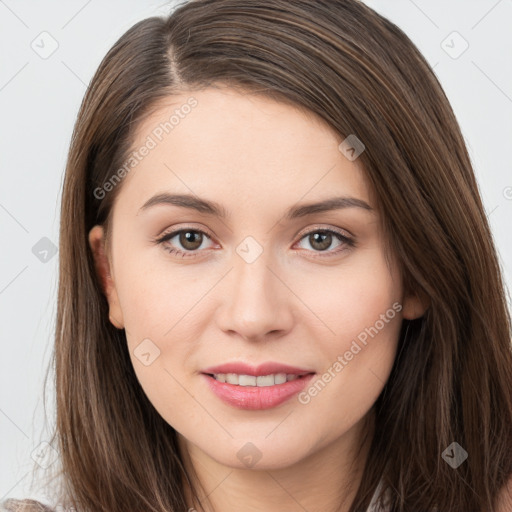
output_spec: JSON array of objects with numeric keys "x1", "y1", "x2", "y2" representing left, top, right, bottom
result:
[
  {"x1": 295, "y1": 228, "x2": 354, "y2": 257},
  {"x1": 308, "y1": 232, "x2": 333, "y2": 251},
  {"x1": 156, "y1": 228, "x2": 214, "y2": 258},
  {"x1": 178, "y1": 230, "x2": 204, "y2": 251}
]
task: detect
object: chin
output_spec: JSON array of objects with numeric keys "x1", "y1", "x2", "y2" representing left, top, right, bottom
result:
[{"x1": 197, "y1": 434, "x2": 315, "y2": 471}]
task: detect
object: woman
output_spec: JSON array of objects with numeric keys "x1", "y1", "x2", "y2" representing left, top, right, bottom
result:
[{"x1": 2, "y1": 0, "x2": 511, "y2": 511}]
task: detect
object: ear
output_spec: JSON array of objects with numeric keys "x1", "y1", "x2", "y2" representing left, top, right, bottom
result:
[
  {"x1": 88, "y1": 225, "x2": 125, "y2": 329},
  {"x1": 401, "y1": 289, "x2": 430, "y2": 320}
]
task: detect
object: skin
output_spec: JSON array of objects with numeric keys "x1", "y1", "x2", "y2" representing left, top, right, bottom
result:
[{"x1": 89, "y1": 86, "x2": 427, "y2": 512}]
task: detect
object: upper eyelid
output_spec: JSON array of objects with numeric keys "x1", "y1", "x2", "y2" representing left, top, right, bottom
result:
[
  {"x1": 295, "y1": 223, "x2": 353, "y2": 240},
  {"x1": 156, "y1": 225, "x2": 215, "y2": 242}
]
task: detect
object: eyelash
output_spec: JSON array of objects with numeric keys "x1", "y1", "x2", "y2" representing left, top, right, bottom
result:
[{"x1": 154, "y1": 225, "x2": 355, "y2": 259}]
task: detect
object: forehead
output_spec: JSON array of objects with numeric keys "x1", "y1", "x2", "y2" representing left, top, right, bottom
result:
[{"x1": 113, "y1": 87, "x2": 372, "y2": 215}]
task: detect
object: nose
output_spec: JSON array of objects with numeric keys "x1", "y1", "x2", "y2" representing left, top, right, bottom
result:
[{"x1": 215, "y1": 246, "x2": 295, "y2": 342}]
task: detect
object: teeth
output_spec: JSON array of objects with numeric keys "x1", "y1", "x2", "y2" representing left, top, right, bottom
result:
[
  {"x1": 256, "y1": 374, "x2": 275, "y2": 386},
  {"x1": 226, "y1": 373, "x2": 239, "y2": 385},
  {"x1": 238, "y1": 374, "x2": 256, "y2": 386},
  {"x1": 212, "y1": 373, "x2": 302, "y2": 386},
  {"x1": 274, "y1": 373, "x2": 287, "y2": 384}
]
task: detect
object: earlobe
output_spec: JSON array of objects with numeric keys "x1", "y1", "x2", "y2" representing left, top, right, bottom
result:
[
  {"x1": 402, "y1": 290, "x2": 430, "y2": 320},
  {"x1": 88, "y1": 225, "x2": 125, "y2": 329}
]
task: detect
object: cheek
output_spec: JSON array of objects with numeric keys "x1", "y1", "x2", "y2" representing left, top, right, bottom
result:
[
  {"x1": 295, "y1": 247, "x2": 402, "y2": 414},
  {"x1": 115, "y1": 251, "x2": 204, "y2": 338},
  {"x1": 113, "y1": 254, "x2": 213, "y2": 411},
  {"x1": 115, "y1": 261, "x2": 204, "y2": 427},
  {"x1": 300, "y1": 246, "x2": 401, "y2": 345}
]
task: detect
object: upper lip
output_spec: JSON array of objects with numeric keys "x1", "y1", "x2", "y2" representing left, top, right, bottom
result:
[{"x1": 201, "y1": 362, "x2": 315, "y2": 377}]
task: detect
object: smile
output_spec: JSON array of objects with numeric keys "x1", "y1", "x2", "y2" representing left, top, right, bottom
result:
[{"x1": 202, "y1": 372, "x2": 316, "y2": 410}]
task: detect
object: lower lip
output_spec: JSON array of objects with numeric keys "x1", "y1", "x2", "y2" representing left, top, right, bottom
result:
[{"x1": 202, "y1": 373, "x2": 316, "y2": 410}]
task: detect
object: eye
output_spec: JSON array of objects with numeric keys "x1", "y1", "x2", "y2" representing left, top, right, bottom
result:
[
  {"x1": 155, "y1": 227, "x2": 215, "y2": 258},
  {"x1": 154, "y1": 225, "x2": 355, "y2": 259},
  {"x1": 294, "y1": 228, "x2": 354, "y2": 257}
]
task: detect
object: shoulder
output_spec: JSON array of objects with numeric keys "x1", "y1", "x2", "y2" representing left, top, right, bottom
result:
[{"x1": 0, "y1": 499, "x2": 55, "y2": 512}]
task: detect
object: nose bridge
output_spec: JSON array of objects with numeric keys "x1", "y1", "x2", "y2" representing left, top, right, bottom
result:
[
  {"x1": 234, "y1": 240, "x2": 273, "y2": 301},
  {"x1": 215, "y1": 235, "x2": 293, "y2": 340}
]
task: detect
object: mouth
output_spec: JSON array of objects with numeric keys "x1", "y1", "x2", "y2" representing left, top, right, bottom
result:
[{"x1": 200, "y1": 365, "x2": 316, "y2": 410}]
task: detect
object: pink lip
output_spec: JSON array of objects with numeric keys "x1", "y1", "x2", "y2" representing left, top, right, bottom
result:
[
  {"x1": 200, "y1": 361, "x2": 316, "y2": 410},
  {"x1": 201, "y1": 361, "x2": 314, "y2": 377}
]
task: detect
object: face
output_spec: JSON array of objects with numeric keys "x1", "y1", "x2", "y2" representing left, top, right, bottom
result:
[{"x1": 89, "y1": 86, "x2": 423, "y2": 471}]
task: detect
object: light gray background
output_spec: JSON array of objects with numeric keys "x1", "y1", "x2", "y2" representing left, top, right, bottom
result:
[{"x1": 1, "y1": 0, "x2": 511, "y2": 503}]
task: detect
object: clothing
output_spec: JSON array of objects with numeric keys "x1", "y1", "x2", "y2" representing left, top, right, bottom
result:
[
  {"x1": 1, "y1": 482, "x2": 390, "y2": 512},
  {"x1": 0, "y1": 499, "x2": 55, "y2": 512}
]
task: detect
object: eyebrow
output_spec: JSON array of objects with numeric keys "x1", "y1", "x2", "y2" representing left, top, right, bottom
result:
[{"x1": 138, "y1": 193, "x2": 373, "y2": 219}]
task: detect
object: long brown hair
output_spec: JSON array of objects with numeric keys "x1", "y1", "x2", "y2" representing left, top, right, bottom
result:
[{"x1": 9, "y1": 0, "x2": 512, "y2": 510}]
